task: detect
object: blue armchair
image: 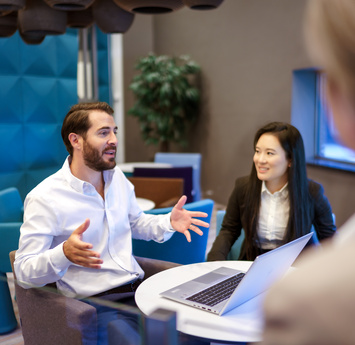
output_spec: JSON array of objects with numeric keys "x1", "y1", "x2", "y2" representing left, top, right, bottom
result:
[
  {"x1": 216, "y1": 210, "x2": 245, "y2": 260},
  {"x1": 132, "y1": 199, "x2": 214, "y2": 265},
  {"x1": 0, "y1": 187, "x2": 23, "y2": 333}
]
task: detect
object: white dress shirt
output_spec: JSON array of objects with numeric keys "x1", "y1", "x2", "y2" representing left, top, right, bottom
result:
[
  {"x1": 257, "y1": 181, "x2": 290, "y2": 250},
  {"x1": 14, "y1": 157, "x2": 174, "y2": 298}
]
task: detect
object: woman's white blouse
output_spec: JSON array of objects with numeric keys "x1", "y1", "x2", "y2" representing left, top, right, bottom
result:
[{"x1": 258, "y1": 182, "x2": 290, "y2": 249}]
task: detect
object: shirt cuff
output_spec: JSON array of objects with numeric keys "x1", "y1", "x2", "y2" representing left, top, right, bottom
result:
[
  {"x1": 50, "y1": 242, "x2": 72, "y2": 272},
  {"x1": 166, "y1": 212, "x2": 175, "y2": 231}
]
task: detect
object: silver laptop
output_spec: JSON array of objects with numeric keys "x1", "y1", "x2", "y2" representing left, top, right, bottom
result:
[{"x1": 160, "y1": 232, "x2": 312, "y2": 315}]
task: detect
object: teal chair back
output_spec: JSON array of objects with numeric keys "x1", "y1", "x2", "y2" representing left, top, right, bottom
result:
[
  {"x1": 216, "y1": 210, "x2": 245, "y2": 260},
  {"x1": 154, "y1": 152, "x2": 202, "y2": 201},
  {"x1": 309, "y1": 213, "x2": 336, "y2": 245},
  {"x1": 0, "y1": 187, "x2": 23, "y2": 272},
  {"x1": 0, "y1": 187, "x2": 23, "y2": 333},
  {"x1": 0, "y1": 187, "x2": 23, "y2": 223},
  {"x1": 132, "y1": 199, "x2": 214, "y2": 264}
]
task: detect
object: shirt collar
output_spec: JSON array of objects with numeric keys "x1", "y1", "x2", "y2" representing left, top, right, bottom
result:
[
  {"x1": 261, "y1": 180, "x2": 289, "y2": 198},
  {"x1": 62, "y1": 156, "x2": 115, "y2": 195}
]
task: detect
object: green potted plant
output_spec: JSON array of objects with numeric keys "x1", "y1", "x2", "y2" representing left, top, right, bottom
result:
[{"x1": 128, "y1": 53, "x2": 201, "y2": 152}]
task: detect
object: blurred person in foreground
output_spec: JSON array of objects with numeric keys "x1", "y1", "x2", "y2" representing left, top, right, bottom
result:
[{"x1": 262, "y1": 1, "x2": 355, "y2": 344}]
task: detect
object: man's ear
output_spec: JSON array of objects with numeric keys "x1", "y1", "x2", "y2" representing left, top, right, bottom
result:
[{"x1": 68, "y1": 133, "x2": 82, "y2": 151}]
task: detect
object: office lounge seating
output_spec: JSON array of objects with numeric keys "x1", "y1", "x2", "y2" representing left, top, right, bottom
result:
[
  {"x1": 128, "y1": 177, "x2": 184, "y2": 208},
  {"x1": 215, "y1": 210, "x2": 245, "y2": 260},
  {"x1": 0, "y1": 187, "x2": 23, "y2": 334},
  {"x1": 133, "y1": 166, "x2": 194, "y2": 203},
  {"x1": 9, "y1": 250, "x2": 180, "y2": 345},
  {"x1": 154, "y1": 152, "x2": 202, "y2": 201},
  {"x1": 132, "y1": 199, "x2": 214, "y2": 265}
]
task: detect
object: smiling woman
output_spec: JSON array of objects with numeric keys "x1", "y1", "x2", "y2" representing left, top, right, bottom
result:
[
  {"x1": 253, "y1": 133, "x2": 291, "y2": 194},
  {"x1": 207, "y1": 121, "x2": 336, "y2": 261}
]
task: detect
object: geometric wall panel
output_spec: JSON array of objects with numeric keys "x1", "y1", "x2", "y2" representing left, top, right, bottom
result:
[
  {"x1": 97, "y1": 28, "x2": 111, "y2": 105},
  {"x1": 25, "y1": 167, "x2": 62, "y2": 195},
  {"x1": 0, "y1": 28, "x2": 111, "y2": 201},
  {"x1": 0, "y1": 172, "x2": 26, "y2": 198},
  {"x1": 22, "y1": 77, "x2": 60, "y2": 123},
  {"x1": 24, "y1": 124, "x2": 65, "y2": 169},
  {"x1": 0, "y1": 31, "x2": 78, "y2": 199},
  {"x1": 0, "y1": 76, "x2": 23, "y2": 123},
  {"x1": 0, "y1": 125, "x2": 24, "y2": 173},
  {"x1": 56, "y1": 31, "x2": 79, "y2": 78},
  {"x1": 0, "y1": 38, "x2": 21, "y2": 75},
  {"x1": 57, "y1": 79, "x2": 78, "y2": 118},
  {"x1": 21, "y1": 39, "x2": 57, "y2": 76}
]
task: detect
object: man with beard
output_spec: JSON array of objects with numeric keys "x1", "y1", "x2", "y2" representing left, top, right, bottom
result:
[{"x1": 14, "y1": 102, "x2": 209, "y2": 345}]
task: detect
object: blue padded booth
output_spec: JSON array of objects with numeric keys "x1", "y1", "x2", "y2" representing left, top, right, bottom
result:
[
  {"x1": 0, "y1": 31, "x2": 78, "y2": 198},
  {"x1": 132, "y1": 199, "x2": 214, "y2": 265},
  {"x1": 0, "y1": 187, "x2": 23, "y2": 334},
  {"x1": 216, "y1": 210, "x2": 245, "y2": 261},
  {"x1": 0, "y1": 28, "x2": 111, "y2": 199}
]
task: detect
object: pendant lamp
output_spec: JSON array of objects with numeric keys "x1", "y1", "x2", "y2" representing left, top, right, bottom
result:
[
  {"x1": 44, "y1": 0, "x2": 94, "y2": 12},
  {"x1": 113, "y1": 0, "x2": 184, "y2": 14},
  {"x1": 92, "y1": 0, "x2": 134, "y2": 33},
  {"x1": 0, "y1": 0, "x2": 24, "y2": 12},
  {"x1": 18, "y1": 0, "x2": 67, "y2": 35},
  {"x1": 0, "y1": 11, "x2": 16, "y2": 37},
  {"x1": 19, "y1": 30, "x2": 45, "y2": 44},
  {"x1": 67, "y1": 7, "x2": 93, "y2": 28},
  {"x1": 183, "y1": 0, "x2": 223, "y2": 10}
]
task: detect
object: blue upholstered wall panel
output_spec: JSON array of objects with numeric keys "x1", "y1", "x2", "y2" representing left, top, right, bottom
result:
[
  {"x1": 0, "y1": 31, "x2": 79, "y2": 199},
  {"x1": 96, "y1": 27, "x2": 111, "y2": 105}
]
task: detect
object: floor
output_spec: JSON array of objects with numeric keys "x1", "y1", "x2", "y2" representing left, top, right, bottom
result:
[{"x1": 0, "y1": 202, "x2": 226, "y2": 344}]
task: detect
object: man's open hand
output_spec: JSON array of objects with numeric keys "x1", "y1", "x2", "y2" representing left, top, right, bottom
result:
[
  {"x1": 63, "y1": 219, "x2": 103, "y2": 269},
  {"x1": 170, "y1": 196, "x2": 209, "y2": 242}
]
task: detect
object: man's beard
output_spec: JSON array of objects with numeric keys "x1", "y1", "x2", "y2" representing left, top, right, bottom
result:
[{"x1": 83, "y1": 140, "x2": 116, "y2": 171}]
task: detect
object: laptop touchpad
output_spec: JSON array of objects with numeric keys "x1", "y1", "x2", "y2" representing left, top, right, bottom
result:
[{"x1": 193, "y1": 272, "x2": 227, "y2": 284}]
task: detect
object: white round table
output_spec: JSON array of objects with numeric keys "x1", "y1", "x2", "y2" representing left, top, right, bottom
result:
[
  {"x1": 117, "y1": 162, "x2": 172, "y2": 174},
  {"x1": 135, "y1": 261, "x2": 265, "y2": 344},
  {"x1": 136, "y1": 197, "x2": 155, "y2": 211}
]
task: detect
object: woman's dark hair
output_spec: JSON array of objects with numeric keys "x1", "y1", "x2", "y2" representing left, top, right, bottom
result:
[
  {"x1": 242, "y1": 122, "x2": 311, "y2": 260},
  {"x1": 61, "y1": 102, "x2": 114, "y2": 156}
]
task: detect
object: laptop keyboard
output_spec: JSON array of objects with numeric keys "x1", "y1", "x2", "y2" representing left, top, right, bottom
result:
[{"x1": 186, "y1": 272, "x2": 245, "y2": 307}]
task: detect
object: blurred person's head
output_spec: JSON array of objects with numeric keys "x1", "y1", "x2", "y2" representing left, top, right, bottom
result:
[{"x1": 305, "y1": 0, "x2": 355, "y2": 151}]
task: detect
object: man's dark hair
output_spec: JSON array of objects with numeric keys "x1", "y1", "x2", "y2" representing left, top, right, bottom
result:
[{"x1": 61, "y1": 102, "x2": 114, "y2": 156}]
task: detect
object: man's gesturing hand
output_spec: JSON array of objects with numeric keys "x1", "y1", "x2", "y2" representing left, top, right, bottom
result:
[
  {"x1": 63, "y1": 219, "x2": 103, "y2": 269},
  {"x1": 170, "y1": 195, "x2": 209, "y2": 242}
]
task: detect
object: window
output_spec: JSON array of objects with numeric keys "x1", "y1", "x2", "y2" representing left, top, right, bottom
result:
[
  {"x1": 291, "y1": 68, "x2": 355, "y2": 172},
  {"x1": 77, "y1": 27, "x2": 98, "y2": 102},
  {"x1": 316, "y1": 73, "x2": 355, "y2": 164}
]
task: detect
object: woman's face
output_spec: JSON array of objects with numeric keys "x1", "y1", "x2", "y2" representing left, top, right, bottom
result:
[{"x1": 253, "y1": 133, "x2": 290, "y2": 193}]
